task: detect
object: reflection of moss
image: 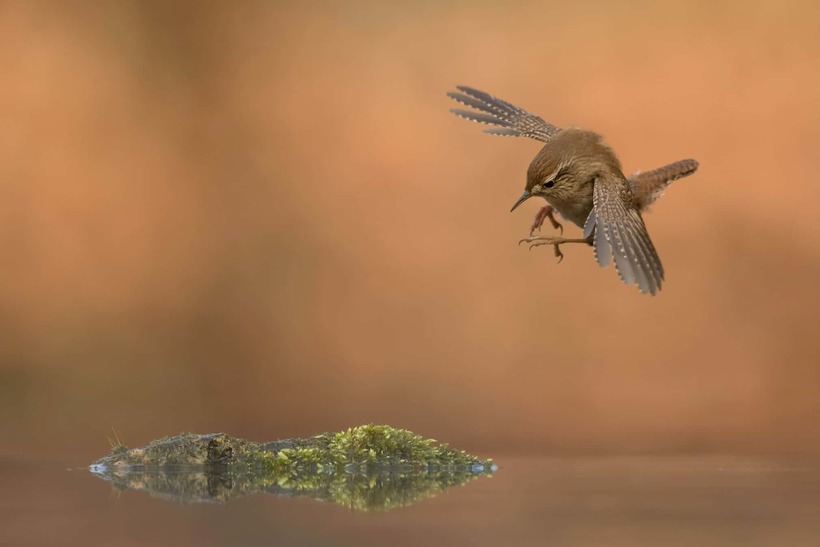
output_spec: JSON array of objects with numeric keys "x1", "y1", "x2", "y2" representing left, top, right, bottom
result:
[
  {"x1": 278, "y1": 467, "x2": 488, "y2": 511},
  {"x1": 95, "y1": 465, "x2": 491, "y2": 510},
  {"x1": 90, "y1": 425, "x2": 495, "y2": 511}
]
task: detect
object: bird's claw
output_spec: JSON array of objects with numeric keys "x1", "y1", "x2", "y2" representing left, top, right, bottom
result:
[
  {"x1": 530, "y1": 206, "x2": 563, "y2": 237},
  {"x1": 518, "y1": 236, "x2": 565, "y2": 263}
]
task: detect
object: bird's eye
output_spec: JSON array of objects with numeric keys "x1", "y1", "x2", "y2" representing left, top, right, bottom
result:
[{"x1": 544, "y1": 180, "x2": 555, "y2": 188}]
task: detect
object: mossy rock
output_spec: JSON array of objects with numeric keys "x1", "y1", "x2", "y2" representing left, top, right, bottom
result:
[{"x1": 90, "y1": 425, "x2": 495, "y2": 511}]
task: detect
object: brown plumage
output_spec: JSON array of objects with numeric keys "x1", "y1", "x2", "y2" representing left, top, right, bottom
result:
[
  {"x1": 447, "y1": 85, "x2": 699, "y2": 295},
  {"x1": 628, "y1": 159, "x2": 699, "y2": 210}
]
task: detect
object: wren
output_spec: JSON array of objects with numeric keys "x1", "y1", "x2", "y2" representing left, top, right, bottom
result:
[{"x1": 448, "y1": 86, "x2": 698, "y2": 295}]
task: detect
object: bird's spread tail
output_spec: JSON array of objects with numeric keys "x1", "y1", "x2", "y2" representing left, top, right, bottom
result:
[{"x1": 628, "y1": 159, "x2": 699, "y2": 210}]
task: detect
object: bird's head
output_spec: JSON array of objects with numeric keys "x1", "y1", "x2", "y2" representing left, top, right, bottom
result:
[{"x1": 510, "y1": 129, "x2": 621, "y2": 212}]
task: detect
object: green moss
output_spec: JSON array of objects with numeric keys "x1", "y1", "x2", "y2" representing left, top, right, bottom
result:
[
  {"x1": 245, "y1": 425, "x2": 489, "y2": 473},
  {"x1": 326, "y1": 425, "x2": 481, "y2": 467},
  {"x1": 107, "y1": 428, "x2": 128, "y2": 456}
]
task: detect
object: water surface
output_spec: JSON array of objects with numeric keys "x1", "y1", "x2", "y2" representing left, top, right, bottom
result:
[{"x1": 3, "y1": 455, "x2": 820, "y2": 546}]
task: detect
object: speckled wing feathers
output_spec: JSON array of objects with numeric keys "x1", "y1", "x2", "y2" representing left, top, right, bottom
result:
[
  {"x1": 584, "y1": 174, "x2": 665, "y2": 295},
  {"x1": 447, "y1": 86, "x2": 559, "y2": 143}
]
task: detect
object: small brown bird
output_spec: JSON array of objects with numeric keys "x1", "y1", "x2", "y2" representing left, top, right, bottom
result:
[{"x1": 447, "y1": 86, "x2": 698, "y2": 295}]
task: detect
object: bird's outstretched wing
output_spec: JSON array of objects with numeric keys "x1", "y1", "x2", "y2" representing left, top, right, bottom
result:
[
  {"x1": 584, "y1": 173, "x2": 664, "y2": 295},
  {"x1": 447, "y1": 86, "x2": 559, "y2": 143},
  {"x1": 628, "y1": 158, "x2": 699, "y2": 210}
]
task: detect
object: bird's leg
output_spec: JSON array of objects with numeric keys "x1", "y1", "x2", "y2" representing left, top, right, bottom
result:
[
  {"x1": 518, "y1": 235, "x2": 592, "y2": 264},
  {"x1": 530, "y1": 205, "x2": 563, "y2": 236}
]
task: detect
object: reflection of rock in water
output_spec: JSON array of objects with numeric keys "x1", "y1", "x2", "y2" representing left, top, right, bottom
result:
[
  {"x1": 91, "y1": 465, "x2": 492, "y2": 510},
  {"x1": 89, "y1": 425, "x2": 495, "y2": 511}
]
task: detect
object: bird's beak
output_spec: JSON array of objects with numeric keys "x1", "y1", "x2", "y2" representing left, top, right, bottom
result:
[{"x1": 510, "y1": 191, "x2": 532, "y2": 212}]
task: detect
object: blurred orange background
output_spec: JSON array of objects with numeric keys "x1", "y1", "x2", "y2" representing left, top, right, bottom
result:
[{"x1": 2, "y1": 0, "x2": 820, "y2": 462}]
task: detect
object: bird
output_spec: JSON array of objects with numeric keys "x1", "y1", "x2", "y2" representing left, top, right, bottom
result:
[{"x1": 447, "y1": 85, "x2": 698, "y2": 296}]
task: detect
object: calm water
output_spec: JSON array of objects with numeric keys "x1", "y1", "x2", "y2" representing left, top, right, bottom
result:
[{"x1": 3, "y1": 455, "x2": 820, "y2": 546}]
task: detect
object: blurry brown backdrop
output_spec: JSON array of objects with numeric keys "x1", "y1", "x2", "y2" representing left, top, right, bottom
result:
[{"x1": 2, "y1": 0, "x2": 820, "y2": 462}]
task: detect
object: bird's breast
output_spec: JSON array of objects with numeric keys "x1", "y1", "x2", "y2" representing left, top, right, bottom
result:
[{"x1": 548, "y1": 197, "x2": 593, "y2": 230}]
